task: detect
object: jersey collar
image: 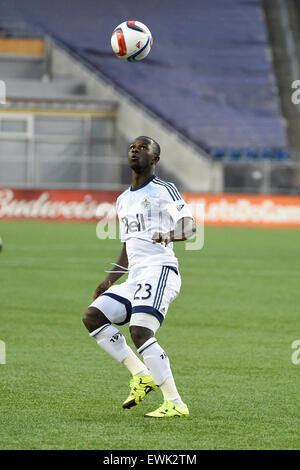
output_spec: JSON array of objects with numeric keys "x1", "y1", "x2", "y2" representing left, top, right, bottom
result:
[{"x1": 130, "y1": 174, "x2": 156, "y2": 192}]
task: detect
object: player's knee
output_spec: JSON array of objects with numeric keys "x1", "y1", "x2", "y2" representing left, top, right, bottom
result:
[
  {"x1": 82, "y1": 306, "x2": 110, "y2": 333},
  {"x1": 129, "y1": 325, "x2": 154, "y2": 349}
]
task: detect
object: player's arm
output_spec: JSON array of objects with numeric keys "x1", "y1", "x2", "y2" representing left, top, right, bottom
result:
[
  {"x1": 152, "y1": 217, "x2": 196, "y2": 246},
  {"x1": 93, "y1": 243, "x2": 128, "y2": 299}
]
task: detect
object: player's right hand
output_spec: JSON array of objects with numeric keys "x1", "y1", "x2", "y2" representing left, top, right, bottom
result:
[
  {"x1": 93, "y1": 279, "x2": 112, "y2": 300},
  {"x1": 152, "y1": 231, "x2": 172, "y2": 246}
]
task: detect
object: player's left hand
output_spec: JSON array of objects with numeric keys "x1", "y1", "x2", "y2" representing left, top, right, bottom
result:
[{"x1": 152, "y1": 232, "x2": 172, "y2": 246}]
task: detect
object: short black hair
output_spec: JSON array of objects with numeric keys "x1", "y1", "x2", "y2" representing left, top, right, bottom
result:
[{"x1": 134, "y1": 136, "x2": 161, "y2": 157}]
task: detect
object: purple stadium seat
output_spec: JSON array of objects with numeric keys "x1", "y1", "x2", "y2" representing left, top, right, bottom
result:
[{"x1": 1, "y1": 0, "x2": 288, "y2": 159}]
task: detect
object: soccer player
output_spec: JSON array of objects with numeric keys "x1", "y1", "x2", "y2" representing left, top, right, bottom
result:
[{"x1": 82, "y1": 136, "x2": 196, "y2": 418}]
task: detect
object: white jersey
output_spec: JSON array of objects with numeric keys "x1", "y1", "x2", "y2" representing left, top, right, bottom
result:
[{"x1": 116, "y1": 175, "x2": 193, "y2": 271}]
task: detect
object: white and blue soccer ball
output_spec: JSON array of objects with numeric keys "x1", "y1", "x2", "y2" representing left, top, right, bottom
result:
[{"x1": 111, "y1": 21, "x2": 152, "y2": 61}]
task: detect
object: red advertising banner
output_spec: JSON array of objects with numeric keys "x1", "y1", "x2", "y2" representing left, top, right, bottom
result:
[
  {"x1": 0, "y1": 188, "x2": 118, "y2": 221},
  {"x1": 184, "y1": 194, "x2": 300, "y2": 228},
  {"x1": 1, "y1": 188, "x2": 300, "y2": 228}
]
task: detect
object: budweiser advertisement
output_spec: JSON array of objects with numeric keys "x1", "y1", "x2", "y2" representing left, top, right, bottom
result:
[{"x1": 1, "y1": 188, "x2": 300, "y2": 228}]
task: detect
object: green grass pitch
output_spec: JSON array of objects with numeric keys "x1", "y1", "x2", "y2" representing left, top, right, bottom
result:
[{"x1": 0, "y1": 220, "x2": 299, "y2": 450}]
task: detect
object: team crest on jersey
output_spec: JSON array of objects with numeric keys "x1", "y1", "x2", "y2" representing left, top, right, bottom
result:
[
  {"x1": 141, "y1": 196, "x2": 151, "y2": 208},
  {"x1": 176, "y1": 204, "x2": 185, "y2": 212}
]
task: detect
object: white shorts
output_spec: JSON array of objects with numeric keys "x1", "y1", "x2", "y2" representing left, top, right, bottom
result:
[{"x1": 90, "y1": 265, "x2": 181, "y2": 332}]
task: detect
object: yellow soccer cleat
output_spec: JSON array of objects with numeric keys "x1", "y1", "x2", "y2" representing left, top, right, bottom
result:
[
  {"x1": 122, "y1": 374, "x2": 157, "y2": 409},
  {"x1": 144, "y1": 400, "x2": 189, "y2": 418}
]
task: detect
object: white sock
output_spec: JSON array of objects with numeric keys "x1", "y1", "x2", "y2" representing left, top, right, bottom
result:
[
  {"x1": 123, "y1": 353, "x2": 149, "y2": 376},
  {"x1": 138, "y1": 338, "x2": 184, "y2": 405},
  {"x1": 160, "y1": 376, "x2": 184, "y2": 406},
  {"x1": 90, "y1": 324, "x2": 132, "y2": 363},
  {"x1": 137, "y1": 338, "x2": 172, "y2": 386}
]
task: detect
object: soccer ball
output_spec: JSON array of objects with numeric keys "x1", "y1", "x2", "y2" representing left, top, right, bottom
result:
[{"x1": 111, "y1": 21, "x2": 152, "y2": 62}]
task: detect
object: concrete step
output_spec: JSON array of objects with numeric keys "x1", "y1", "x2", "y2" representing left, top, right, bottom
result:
[
  {"x1": 5, "y1": 77, "x2": 88, "y2": 99},
  {"x1": 2, "y1": 78, "x2": 118, "y2": 111},
  {"x1": 0, "y1": 53, "x2": 45, "y2": 79}
]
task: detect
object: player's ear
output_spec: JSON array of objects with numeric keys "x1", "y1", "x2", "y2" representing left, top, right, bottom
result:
[{"x1": 153, "y1": 155, "x2": 160, "y2": 165}]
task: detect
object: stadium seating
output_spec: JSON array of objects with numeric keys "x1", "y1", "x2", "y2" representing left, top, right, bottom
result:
[{"x1": 0, "y1": 0, "x2": 288, "y2": 160}]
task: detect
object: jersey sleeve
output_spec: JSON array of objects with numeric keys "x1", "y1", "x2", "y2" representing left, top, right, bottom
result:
[{"x1": 160, "y1": 183, "x2": 194, "y2": 224}]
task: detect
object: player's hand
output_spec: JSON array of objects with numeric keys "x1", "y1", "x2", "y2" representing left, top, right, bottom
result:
[
  {"x1": 93, "y1": 279, "x2": 112, "y2": 300},
  {"x1": 152, "y1": 232, "x2": 172, "y2": 246}
]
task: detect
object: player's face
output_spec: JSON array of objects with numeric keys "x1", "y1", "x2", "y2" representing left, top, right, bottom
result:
[{"x1": 128, "y1": 140, "x2": 158, "y2": 173}]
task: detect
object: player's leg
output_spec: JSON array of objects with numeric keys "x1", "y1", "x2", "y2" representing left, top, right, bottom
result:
[
  {"x1": 83, "y1": 293, "x2": 146, "y2": 372},
  {"x1": 83, "y1": 290, "x2": 156, "y2": 407},
  {"x1": 82, "y1": 306, "x2": 108, "y2": 332},
  {"x1": 129, "y1": 268, "x2": 189, "y2": 418},
  {"x1": 129, "y1": 319, "x2": 188, "y2": 417}
]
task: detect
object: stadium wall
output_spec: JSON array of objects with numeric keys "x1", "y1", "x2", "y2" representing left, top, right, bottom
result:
[{"x1": 1, "y1": 188, "x2": 300, "y2": 228}]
